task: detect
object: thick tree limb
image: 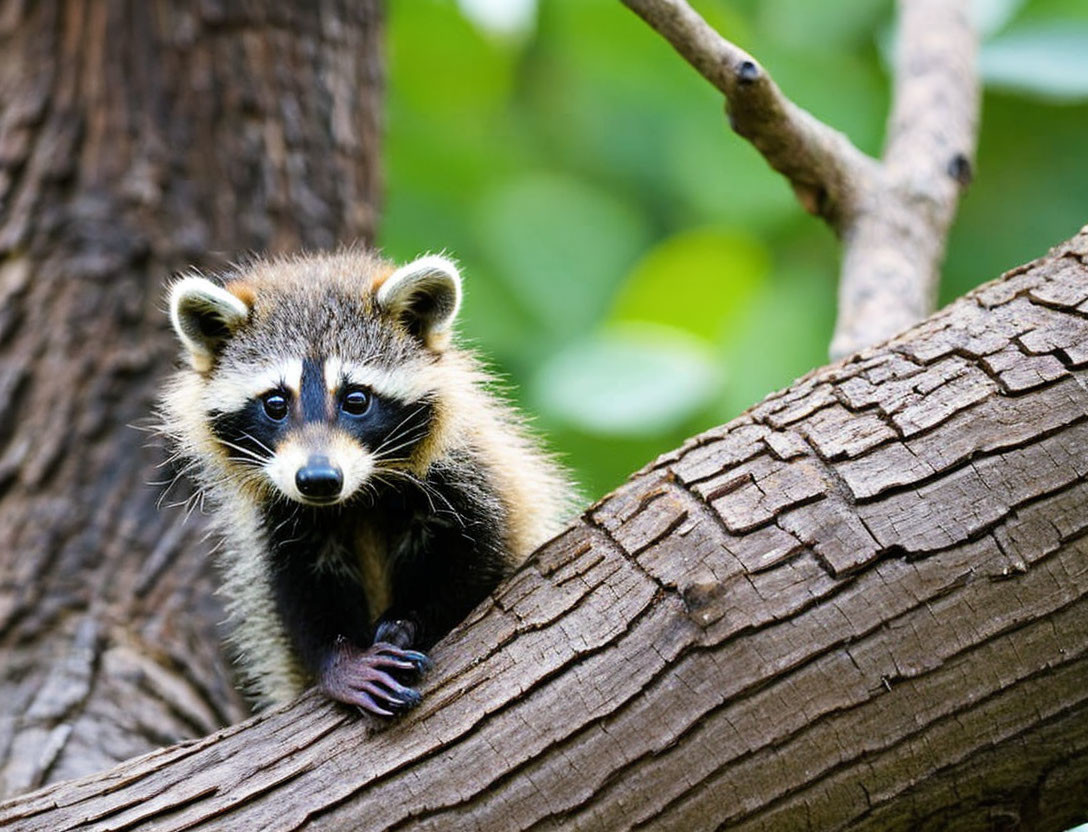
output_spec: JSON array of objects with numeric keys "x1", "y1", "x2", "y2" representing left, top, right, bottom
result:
[
  {"x1": 3, "y1": 230, "x2": 1086, "y2": 831},
  {"x1": 620, "y1": 0, "x2": 980, "y2": 358}
]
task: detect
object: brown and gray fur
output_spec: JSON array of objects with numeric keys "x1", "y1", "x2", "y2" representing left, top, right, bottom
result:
[{"x1": 159, "y1": 249, "x2": 575, "y2": 710}]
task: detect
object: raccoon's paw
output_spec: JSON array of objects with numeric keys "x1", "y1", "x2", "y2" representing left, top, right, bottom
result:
[
  {"x1": 319, "y1": 640, "x2": 429, "y2": 717},
  {"x1": 374, "y1": 617, "x2": 417, "y2": 649},
  {"x1": 373, "y1": 617, "x2": 432, "y2": 672}
]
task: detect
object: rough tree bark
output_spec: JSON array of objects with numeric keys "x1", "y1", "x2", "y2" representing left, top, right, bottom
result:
[
  {"x1": 2, "y1": 230, "x2": 1086, "y2": 830},
  {"x1": 0, "y1": 0, "x2": 382, "y2": 796},
  {"x1": 2, "y1": 1, "x2": 1086, "y2": 830}
]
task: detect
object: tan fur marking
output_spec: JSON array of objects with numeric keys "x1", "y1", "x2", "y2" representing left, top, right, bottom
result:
[
  {"x1": 226, "y1": 281, "x2": 258, "y2": 309},
  {"x1": 368, "y1": 264, "x2": 397, "y2": 293},
  {"x1": 353, "y1": 522, "x2": 392, "y2": 623},
  {"x1": 264, "y1": 429, "x2": 373, "y2": 505},
  {"x1": 324, "y1": 356, "x2": 344, "y2": 393}
]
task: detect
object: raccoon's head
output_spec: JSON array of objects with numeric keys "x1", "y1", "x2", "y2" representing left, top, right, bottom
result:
[{"x1": 167, "y1": 252, "x2": 462, "y2": 507}]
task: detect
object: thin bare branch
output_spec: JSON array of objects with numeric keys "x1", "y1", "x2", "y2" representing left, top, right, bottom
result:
[
  {"x1": 620, "y1": 0, "x2": 980, "y2": 359},
  {"x1": 620, "y1": 0, "x2": 876, "y2": 227},
  {"x1": 833, "y1": 0, "x2": 980, "y2": 357}
]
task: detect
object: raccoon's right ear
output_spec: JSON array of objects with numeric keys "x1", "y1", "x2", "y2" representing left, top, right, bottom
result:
[
  {"x1": 376, "y1": 254, "x2": 462, "y2": 348},
  {"x1": 169, "y1": 276, "x2": 251, "y2": 370}
]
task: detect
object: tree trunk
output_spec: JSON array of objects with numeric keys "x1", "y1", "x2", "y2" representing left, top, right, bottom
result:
[
  {"x1": 2, "y1": 229, "x2": 1086, "y2": 830},
  {"x1": 0, "y1": 0, "x2": 382, "y2": 797}
]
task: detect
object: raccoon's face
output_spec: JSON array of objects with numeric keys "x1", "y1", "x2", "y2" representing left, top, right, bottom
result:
[
  {"x1": 167, "y1": 254, "x2": 461, "y2": 507},
  {"x1": 201, "y1": 354, "x2": 439, "y2": 506}
]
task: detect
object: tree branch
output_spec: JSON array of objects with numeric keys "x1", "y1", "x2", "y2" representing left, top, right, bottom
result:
[
  {"x1": 620, "y1": 0, "x2": 980, "y2": 358},
  {"x1": 619, "y1": 0, "x2": 876, "y2": 227},
  {"x1": 835, "y1": 0, "x2": 980, "y2": 358},
  {"x1": 3, "y1": 229, "x2": 1086, "y2": 832}
]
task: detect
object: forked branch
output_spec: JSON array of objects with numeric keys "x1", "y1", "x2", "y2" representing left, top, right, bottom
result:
[{"x1": 620, "y1": 0, "x2": 979, "y2": 358}]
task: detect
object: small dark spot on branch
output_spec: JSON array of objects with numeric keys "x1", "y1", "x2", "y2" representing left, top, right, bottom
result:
[
  {"x1": 947, "y1": 153, "x2": 972, "y2": 186},
  {"x1": 737, "y1": 60, "x2": 760, "y2": 85},
  {"x1": 681, "y1": 580, "x2": 722, "y2": 626},
  {"x1": 725, "y1": 105, "x2": 738, "y2": 131}
]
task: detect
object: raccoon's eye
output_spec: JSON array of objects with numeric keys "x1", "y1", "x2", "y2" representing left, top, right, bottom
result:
[
  {"x1": 341, "y1": 388, "x2": 372, "y2": 416},
  {"x1": 262, "y1": 392, "x2": 289, "y2": 421}
]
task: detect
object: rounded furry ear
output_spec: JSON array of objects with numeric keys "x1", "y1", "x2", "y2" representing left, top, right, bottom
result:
[
  {"x1": 169, "y1": 276, "x2": 250, "y2": 370},
  {"x1": 376, "y1": 255, "x2": 462, "y2": 345}
]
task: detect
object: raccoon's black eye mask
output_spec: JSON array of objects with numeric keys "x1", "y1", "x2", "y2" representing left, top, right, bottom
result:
[{"x1": 254, "y1": 384, "x2": 374, "y2": 426}]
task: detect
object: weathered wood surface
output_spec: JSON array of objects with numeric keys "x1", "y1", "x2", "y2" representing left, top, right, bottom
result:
[
  {"x1": 0, "y1": 0, "x2": 383, "y2": 796},
  {"x1": 3, "y1": 230, "x2": 1086, "y2": 830}
]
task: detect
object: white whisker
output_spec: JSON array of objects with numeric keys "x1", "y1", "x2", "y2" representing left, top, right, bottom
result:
[
  {"x1": 372, "y1": 465, "x2": 463, "y2": 526},
  {"x1": 240, "y1": 431, "x2": 275, "y2": 457},
  {"x1": 372, "y1": 403, "x2": 430, "y2": 459},
  {"x1": 217, "y1": 437, "x2": 270, "y2": 465}
]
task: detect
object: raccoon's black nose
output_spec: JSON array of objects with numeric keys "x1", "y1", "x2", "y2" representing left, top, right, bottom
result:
[{"x1": 296, "y1": 457, "x2": 343, "y2": 500}]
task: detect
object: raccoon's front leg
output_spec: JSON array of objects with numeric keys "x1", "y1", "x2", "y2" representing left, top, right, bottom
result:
[
  {"x1": 270, "y1": 543, "x2": 426, "y2": 716},
  {"x1": 314, "y1": 617, "x2": 432, "y2": 716}
]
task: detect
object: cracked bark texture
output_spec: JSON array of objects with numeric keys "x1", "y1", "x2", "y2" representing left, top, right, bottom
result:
[
  {"x1": 4, "y1": 230, "x2": 1087, "y2": 830},
  {"x1": 0, "y1": 0, "x2": 382, "y2": 797}
]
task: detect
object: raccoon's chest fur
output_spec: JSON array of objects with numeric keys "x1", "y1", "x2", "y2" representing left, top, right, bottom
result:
[
  {"x1": 351, "y1": 522, "x2": 392, "y2": 623},
  {"x1": 300, "y1": 486, "x2": 438, "y2": 624}
]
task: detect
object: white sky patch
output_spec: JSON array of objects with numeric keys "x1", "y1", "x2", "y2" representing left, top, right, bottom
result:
[{"x1": 457, "y1": 0, "x2": 537, "y2": 38}]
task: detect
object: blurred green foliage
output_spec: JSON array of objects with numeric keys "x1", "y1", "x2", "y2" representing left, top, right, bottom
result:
[{"x1": 382, "y1": 0, "x2": 1088, "y2": 499}]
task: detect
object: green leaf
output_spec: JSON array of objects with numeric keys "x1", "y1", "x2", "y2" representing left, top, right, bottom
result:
[
  {"x1": 531, "y1": 324, "x2": 721, "y2": 436},
  {"x1": 755, "y1": 0, "x2": 893, "y2": 49},
  {"x1": 981, "y1": 24, "x2": 1088, "y2": 100},
  {"x1": 715, "y1": 259, "x2": 836, "y2": 421},
  {"x1": 610, "y1": 228, "x2": 769, "y2": 342},
  {"x1": 472, "y1": 172, "x2": 649, "y2": 338},
  {"x1": 388, "y1": 0, "x2": 517, "y2": 121},
  {"x1": 664, "y1": 121, "x2": 798, "y2": 229},
  {"x1": 972, "y1": 0, "x2": 1027, "y2": 37}
]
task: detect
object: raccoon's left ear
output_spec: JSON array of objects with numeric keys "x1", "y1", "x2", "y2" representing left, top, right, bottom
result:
[
  {"x1": 376, "y1": 254, "x2": 463, "y2": 346},
  {"x1": 169, "y1": 276, "x2": 251, "y2": 371}
]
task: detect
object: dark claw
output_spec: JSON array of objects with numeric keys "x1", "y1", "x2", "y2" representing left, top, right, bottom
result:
[
  {"x1": 319, "y1": 640, "x2": 430, "y2": 717},
  {"x1": 348, "y1": 689, "x2": 395, "y2": 718},
  {"x1": 362, "y1": 680, "x2": 422, "y2": 707},
  {"x1": 398, "y1": 687, "x2": 423, "y2": 706},
  {"x1": 355, "y1": 680, "x2": 420, "y2": 710},
  {"x1": 373, "y1": 643, "x2": 433, "y2": 672}
]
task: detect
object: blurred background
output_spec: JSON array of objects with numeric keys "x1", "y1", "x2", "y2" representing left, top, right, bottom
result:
[{"x1": 381, "y1": 0, "x2": 1088, "y2": 499}]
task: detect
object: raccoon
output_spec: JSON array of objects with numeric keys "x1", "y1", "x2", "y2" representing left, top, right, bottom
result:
[{"x1": 160, "y1": 250, "x2": 575, "y2": 715}]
